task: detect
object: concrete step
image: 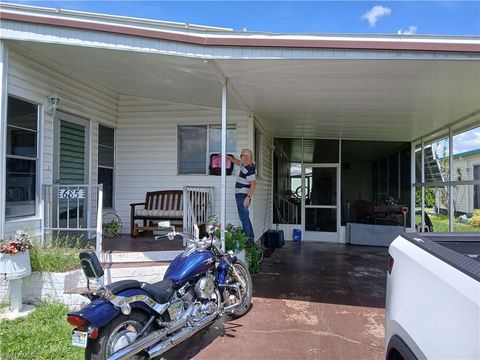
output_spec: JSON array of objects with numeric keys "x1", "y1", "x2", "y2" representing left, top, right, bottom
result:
[{"x1": 100, "y1": 250, "x2": 183, "y2": 263}]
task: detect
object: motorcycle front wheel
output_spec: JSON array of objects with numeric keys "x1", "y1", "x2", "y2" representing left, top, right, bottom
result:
[
  {"x1": 229, "y1": 260, "x2": 253, "y2": 318},
  {"x1": 85, "y1": 311, "x2": 149, "y2": 360}
]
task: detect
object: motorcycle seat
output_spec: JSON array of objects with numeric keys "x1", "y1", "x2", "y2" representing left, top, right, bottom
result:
[
  {"x1": 106, "y1": 280, "x2": 142, "y2": 294},
  {"x1": 140, "y1": 279, "x2": 174, "y2": 304}
]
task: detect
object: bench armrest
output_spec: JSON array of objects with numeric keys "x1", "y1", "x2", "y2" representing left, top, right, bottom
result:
[{"x1": 130, "y1": 202, "x2": 146, "y2": 208}]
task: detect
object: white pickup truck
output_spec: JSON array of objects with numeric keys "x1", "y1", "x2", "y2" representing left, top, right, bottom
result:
[{"x1": 385, "y1": 232, "x2": 480, "y2": 360}]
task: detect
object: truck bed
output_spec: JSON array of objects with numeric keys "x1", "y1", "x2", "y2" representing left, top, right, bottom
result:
[
  {"x1": 386, "y1": 232, "x2": 480, "y2": 360},
  {"x1": 402, "y1": 232, "x2": 480, "y2": 282}
]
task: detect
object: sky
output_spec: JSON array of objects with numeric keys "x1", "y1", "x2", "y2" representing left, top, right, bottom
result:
[
  {"x1": 436, "y1": 127, "x2": 480, "y2": 155},
  {"x1": 3, "y1": 1, "x2": 480, "y2": 36}
]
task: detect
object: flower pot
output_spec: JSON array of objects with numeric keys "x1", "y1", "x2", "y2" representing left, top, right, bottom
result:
[
  {"x1": 236, "y1": 249, "x2": 246, "y2": 264},
  {"x1": 0, "y1": 251, "x2": 31, "y2": 280}
]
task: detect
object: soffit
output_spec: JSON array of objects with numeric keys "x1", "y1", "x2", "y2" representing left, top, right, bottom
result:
[{"x1": 15, "y1": 41, "x2": 480, "y2": 142}]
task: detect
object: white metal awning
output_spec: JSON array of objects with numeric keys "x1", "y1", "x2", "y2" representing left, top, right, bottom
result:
[{"x1": 1, "y1": 2, "x2": 480, "y2": 142}]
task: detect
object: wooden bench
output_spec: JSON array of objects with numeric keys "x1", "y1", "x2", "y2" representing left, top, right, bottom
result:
[{"x1": 130, "y1": 190, "x2": 183, "y2": 237}]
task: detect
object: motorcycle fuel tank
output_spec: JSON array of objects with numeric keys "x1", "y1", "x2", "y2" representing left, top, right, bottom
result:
[{"x1": 164, "y1": 250, "x2": 215, "y2": 283}]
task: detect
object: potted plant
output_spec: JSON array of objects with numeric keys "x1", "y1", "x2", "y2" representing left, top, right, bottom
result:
[
  {"x1": 0, "y1": 230, "x2": 32, "y2": 280},
  {"x1": 219, "y1": 224, "x2": 263, "y2": 274},
  {"x1": 102, "y1": 212, "x2": 122, "y2": 238}
]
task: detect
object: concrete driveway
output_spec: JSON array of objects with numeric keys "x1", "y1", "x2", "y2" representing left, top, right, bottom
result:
[{"x1": 162, "y1": 242, "x2": 388, "y2": 360}]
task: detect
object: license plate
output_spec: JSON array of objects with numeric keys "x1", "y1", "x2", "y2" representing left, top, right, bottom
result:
[{"x1": 72, "y1": 330, "x2": 88, "y2": 348}]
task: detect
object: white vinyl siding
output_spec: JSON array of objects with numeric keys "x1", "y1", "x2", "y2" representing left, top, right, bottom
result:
[
  {"x1": 4, "y1": 44, "x2": 117, "y2": 237},
  {"x1": 251, "y1": 119, "x2": 274, "y2": 240},
  {"x1": 116, "y1": 95, "x2": 273, "y2": 239},
  {"x1": 437, "y1": 154, "x2": 480, "y2": 214},
  {"x1": 3, "y1": 43, "x2": 275, "y2": 241}
]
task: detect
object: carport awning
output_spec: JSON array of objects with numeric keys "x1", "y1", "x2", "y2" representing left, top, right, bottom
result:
[{"x1": 2, "y1": 3, "x2": 480, "y2": 142}]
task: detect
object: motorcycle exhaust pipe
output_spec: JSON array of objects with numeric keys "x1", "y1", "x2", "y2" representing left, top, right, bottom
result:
[
  {"x1": 107, "y1": 328, "x2": 167, "y2": 360},
  {"x1": 147, "y1": 313, "x2": 218, "y2": 358},
  {"x1": 107, "y1": 317, "x2": 188, "y2": 360}
]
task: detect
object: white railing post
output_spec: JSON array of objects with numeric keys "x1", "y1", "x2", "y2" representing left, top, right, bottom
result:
[
  {"x1": 183, "y1": 186, "x2": 214, "y2": 245},
  {"x1": 96, "y1": 184, "x2": 103, "y2": 257}
]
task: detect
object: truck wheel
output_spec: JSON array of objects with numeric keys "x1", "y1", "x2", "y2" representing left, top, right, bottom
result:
[{"x1": 86, "y1": 311, "x2": 149, "y2": 360}]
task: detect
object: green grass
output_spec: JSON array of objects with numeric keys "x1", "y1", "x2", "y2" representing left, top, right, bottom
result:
[
  {"x1": 417, "y1": 209, "x2": 480, "y2": 232},
  {"x1": 0, "y1": 303, "x2": 84, "y2": 360},
  {"x1": 29, "y1": 245, "x2": 80, "y2": 273},
  {"x1": 30, "y1": 236, "x2": 84, "y2": 273}
]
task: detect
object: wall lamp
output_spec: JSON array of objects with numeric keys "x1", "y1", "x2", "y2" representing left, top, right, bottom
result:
[{"x1": 48, "y1": 93, "x2": 61, "y2": 114}]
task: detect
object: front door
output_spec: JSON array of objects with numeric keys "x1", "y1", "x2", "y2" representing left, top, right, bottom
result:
[
  {"x1": 302, "y1": 165, "x2": 340, "y2": 242},
  {"x1": 53, "y1": 111, "x2": 90, "y2": 229}
]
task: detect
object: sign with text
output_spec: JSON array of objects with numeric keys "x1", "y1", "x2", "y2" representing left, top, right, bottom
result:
[{"x1": 58, "y1": 188, "x2": 85, "y2": 199}]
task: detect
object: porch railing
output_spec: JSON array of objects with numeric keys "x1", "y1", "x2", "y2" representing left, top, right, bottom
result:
[
  {"x1": 274, "y1": 194, "x2": 299, "y2": 224},
  {"x1": 183, "y1": 186, "x2": 214, "y2": 246},
  {"x1": 43, "y1": 184, "x2": 103, "y2": 255}
]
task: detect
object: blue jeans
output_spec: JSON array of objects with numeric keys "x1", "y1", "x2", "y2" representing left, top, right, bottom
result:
[{"x1": 235, "y1": 194, "x2": 254, "y2": 242}]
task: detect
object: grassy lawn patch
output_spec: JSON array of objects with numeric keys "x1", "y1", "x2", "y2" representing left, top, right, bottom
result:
[
  {"x1": 417, "y1": 209, "x2": 479, "y2": 232},
  {"x1": 30, "y1": 236, "x2": 84, "y2": 273},
  {"x1": 0, "y1": 303, "x2": 84, "y2": 360},
  {"x1": 29, "y1": 244, "x2": 80, "y2": 273}
]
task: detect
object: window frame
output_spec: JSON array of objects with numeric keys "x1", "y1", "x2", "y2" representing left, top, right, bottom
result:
[
  {"x1": 5, "y1": 95, "x2": 39, "y2": 219},
  {"x1": 177, "y1": 124, "x2": 237, "y2": 175},
  {"x1": 474, "y1": 164, "x2": 480, "y2": 209},
  {"x1": 97, "y1": 124, "x2": 115, "y2": 209}
]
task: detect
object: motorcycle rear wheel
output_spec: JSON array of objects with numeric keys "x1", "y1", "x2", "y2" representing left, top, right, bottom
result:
[
  {"x1": 229, "y1": 260, "x2": 253, "y2": 318},
  {"x1": 85, "y1": 311, "x2": 149, "y2": 360}
]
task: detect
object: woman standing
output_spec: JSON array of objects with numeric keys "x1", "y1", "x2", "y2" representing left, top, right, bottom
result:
[{"x1": 228, "y1": 149, "x2": 256, "y2": 246}]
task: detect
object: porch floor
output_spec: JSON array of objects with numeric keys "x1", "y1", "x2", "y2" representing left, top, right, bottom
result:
[{"x1": 101, "y1": 233, "x2": 185, "y2": 252}]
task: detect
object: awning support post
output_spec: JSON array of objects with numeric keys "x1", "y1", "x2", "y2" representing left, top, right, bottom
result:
[{"x1": 221, "y1": 80, "x2": 227, "y2": 251}]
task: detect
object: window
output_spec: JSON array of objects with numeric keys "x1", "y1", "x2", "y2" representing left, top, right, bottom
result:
[
  {"x1": 178, "y1": 125, "x2": 236, "y2": 174},
  {"x1": 255, "y1": 126, "x2": 262, "y2": 177},
  {"x1": 98, "y1": 125, "x2": 115, "y2": 208},
  {"x1": 6, "y1": 96, "x2": 38, "y2": 218}
]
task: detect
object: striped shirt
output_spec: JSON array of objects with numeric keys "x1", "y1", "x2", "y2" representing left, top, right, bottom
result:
[{"x1": 235, "y1": 164, "x2": 256, "y2": 195}]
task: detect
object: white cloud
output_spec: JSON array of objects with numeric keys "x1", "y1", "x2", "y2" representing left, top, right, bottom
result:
[
  {"x1": 397, "y1": 26, "x2": 418, "y2": 35},
  {"x1": 362, "y1": 5, "x2": 392, "y2": 27},
  {"x1": 453, "y1": 128, "x2": 480, "y2": 154}
]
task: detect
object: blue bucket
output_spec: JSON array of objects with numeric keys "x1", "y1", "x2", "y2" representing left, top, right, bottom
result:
[{"x1": 293, "y1": 228, "x2": 302, "y2": 242}]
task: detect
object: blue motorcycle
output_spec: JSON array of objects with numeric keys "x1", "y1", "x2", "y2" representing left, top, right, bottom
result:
[{"x1": 66, "y1": 224, "x2": 252, "y2": 359}]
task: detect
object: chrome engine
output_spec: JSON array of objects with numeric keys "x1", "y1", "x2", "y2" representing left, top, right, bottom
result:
[{"x1": 194, "y1": 275, "x2": 215, "y2": 299}]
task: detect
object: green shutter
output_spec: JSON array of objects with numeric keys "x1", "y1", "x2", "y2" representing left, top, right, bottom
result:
[{"x1": 60, "y1": 121, "x2": 85, "y2": 184}]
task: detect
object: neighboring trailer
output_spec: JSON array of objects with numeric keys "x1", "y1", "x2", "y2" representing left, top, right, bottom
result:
[{"x1": 385, "y1": 233, "x2": 480, "y2": 360}]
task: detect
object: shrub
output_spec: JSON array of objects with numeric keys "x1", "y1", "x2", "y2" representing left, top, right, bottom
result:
[
  {"x1": 471, "y1": 210, "x2": 480, "y2": 228},
  {"x1": 415, "y1": 188, "x2": 436, "y2": 208},
  {"x1": 245, "y1": 245, "x2": 263, "y2": 274}
]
